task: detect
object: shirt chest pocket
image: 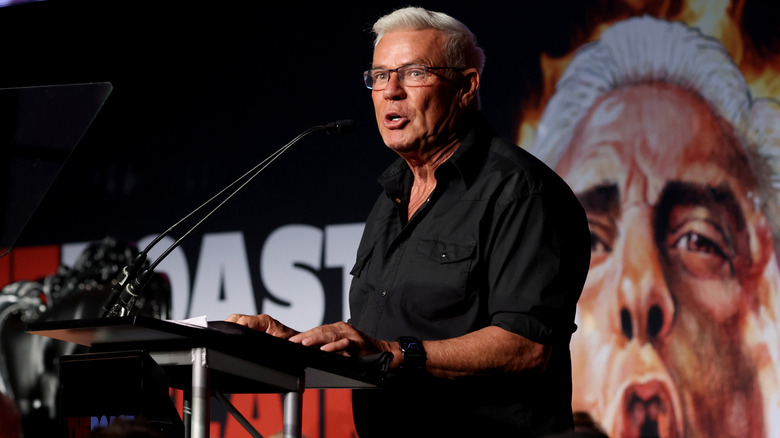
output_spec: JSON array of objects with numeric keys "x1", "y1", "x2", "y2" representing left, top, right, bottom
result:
[
  {"x1": 420, "y1": 237, "x2": 477, "y2": 265},
  {"x1": 406, "y1": 237, "x2": 478, "y2": 321}
]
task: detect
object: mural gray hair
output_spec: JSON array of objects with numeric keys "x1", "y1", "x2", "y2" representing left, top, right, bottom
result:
[
  {"x1": 529, "y1": 15, "x2": 780, "y2": 256},
  {"x1": 372, "y1": 6, "x2": 486, "y2": 76}
]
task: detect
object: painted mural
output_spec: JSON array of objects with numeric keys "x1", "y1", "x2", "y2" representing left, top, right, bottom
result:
[{"x1": 525, "y1": 3, "x2": 780, "y2": 437}]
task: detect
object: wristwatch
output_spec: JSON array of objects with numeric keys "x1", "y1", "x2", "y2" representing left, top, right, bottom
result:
[{"x1": 397, "y1": 336, "x2": 426, "y2": 372}]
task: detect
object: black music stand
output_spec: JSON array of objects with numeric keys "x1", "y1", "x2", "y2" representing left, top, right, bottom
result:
[
  {"x1": 0, "y1": 82, "x2": 112, "y2": 256},
  {"x1": 28, "y1": 316, "x2": 390, "y2": 438}
]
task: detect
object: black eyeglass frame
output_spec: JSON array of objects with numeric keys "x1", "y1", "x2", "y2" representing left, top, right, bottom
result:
[{"x1": 363, "y1": 64, "x2": 466, "y2": 90}]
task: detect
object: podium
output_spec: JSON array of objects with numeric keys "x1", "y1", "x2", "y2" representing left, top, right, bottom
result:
[{"x1": 27, "y1": 316, "x2": 391, "y2": 438}]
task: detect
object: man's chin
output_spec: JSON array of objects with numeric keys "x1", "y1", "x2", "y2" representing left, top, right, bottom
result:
[{"x1": 382, "y1": 136, "x2": 417, "y2": 156}]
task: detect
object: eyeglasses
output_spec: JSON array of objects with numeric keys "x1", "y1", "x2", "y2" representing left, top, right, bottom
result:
[{"x1": 363, "y1": 64, "x2": 465, "y2": 90}]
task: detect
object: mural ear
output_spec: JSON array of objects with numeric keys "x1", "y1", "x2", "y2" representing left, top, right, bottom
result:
[{"x1": 750, "y1": 210, "x2": 779, "y2": 288}]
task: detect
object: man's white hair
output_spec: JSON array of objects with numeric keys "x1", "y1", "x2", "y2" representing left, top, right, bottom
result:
[
  {"x1": 372, "y1": 6, "x2": 485, "y2": 75},
  {"x1": 530, "y1": 15, "x2": 780, "y2": 251}
]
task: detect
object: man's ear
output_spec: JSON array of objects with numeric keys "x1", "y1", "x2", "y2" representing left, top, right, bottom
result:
[{"x1": 459, "y1": 68, "x2": 480, "y2": 109}]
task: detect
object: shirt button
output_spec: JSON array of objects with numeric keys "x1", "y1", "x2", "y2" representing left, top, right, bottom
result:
[
  {"x1": 441, "y1": 252, "x2": 447, "y2": 259},
  {"x1": 380, "y1": 290, "x2": 387, "y2": 296},
  {"x1": 394, "y1": 198, "x2": 402, "y2": 204}
]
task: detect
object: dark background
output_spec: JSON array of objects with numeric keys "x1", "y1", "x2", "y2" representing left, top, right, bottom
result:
[{"x1": 4, "y1": 0, "x2": 540, "y2": 249}]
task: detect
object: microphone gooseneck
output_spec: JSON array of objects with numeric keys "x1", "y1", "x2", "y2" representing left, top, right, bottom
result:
[{"x1": 101, "y1": 120, "x2": 355, "y2": 318}]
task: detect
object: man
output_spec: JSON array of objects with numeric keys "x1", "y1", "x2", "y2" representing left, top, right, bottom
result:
[
  {"x1": 228, "y1": 7, "x2": 590, "y2": 436},
  {"x1": 529, "y1": 16, "x2": 780, "y2": 438}
]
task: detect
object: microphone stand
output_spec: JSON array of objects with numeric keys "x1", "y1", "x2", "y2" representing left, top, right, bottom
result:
[{"x1": 99, "y1": 120, "x2": 355, "y2": 318}]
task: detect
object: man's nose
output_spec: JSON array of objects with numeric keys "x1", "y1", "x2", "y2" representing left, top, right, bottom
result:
[
  {"x1": 382, "y1": 72, "x2": 406, "y2": 99},
  {"x1": 614, "y1": 208, "x2": 676, "y2": 344}
]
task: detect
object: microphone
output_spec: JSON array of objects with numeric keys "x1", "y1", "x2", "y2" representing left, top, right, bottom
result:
[
  {"x1": 325, "y1": 119, "x2": 355, "y2": 136},
  {"x1": 98, "y1": 253, "x2": 146, "y2": 318},
  {"x1": 100, "y1": 120, "x2": 355, "y2": 318}
]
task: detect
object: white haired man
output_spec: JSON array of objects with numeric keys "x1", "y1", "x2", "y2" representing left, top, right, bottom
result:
[{"x1": 228, "y1": 6, "x2": 591, "y2": 437}]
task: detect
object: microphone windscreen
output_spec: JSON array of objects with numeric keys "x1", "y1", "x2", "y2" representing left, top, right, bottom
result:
[{"x1": 326, "y1": 119, "x2": 356, "y2": 137}]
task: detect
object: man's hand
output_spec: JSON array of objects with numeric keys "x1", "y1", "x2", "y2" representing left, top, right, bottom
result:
[
  {"x1": 225, "y1": 313, "x2": 299, "y2": 339},
  {"x1": 225, "y1": 316, "x2": 402, "y2": 365},
  {"x1": 290, "y1": 321, "x2": 400, "y2": 363}
]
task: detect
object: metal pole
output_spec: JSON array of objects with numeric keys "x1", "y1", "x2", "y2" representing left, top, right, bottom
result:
[
  {"x1": 190, "y1": 347, "x2": 210, "y2": 438},
  {"x1": 182, "y1": 389, "x2": 192, "y2": 438},
  {"x1": 282, "y1": 376, "x2": 304, "y2": 438}
]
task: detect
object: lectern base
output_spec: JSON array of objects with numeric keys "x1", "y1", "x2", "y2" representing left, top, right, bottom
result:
[{"x1": 59, "y1": 350, "x2": 184, "y2": 438}]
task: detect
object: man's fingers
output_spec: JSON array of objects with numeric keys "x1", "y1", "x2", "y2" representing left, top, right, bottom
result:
[
  {"x1": 225, "y1": 314, "x2": 271, "y2": 331},
  {"x1": 290, "y1": 323, "x2": 363, "y2": 355},
  {"x1": 320, "y1": 338, "x2": 355, "y2": 354},
  {"x1": 225, "y1": 313, "x2": 241, "y2": 323}
]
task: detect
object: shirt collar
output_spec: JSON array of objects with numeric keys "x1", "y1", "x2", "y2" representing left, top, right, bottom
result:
[
  {"x1": 444, "y1": 112, "x2": 493, "y2": 188},
  {"x1": 377, "y1": 112, "x2": 493, "y2": 199}
]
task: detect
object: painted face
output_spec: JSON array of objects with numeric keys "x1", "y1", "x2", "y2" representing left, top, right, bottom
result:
[
  {"x1": 555, "y1": 83, "x2": 778, "y2": 438},
  {"x1": 370, "y1": 28, "x2": 469, "y2": 157}
]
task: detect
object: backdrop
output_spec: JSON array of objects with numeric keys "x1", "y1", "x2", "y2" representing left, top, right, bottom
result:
[{"x1": 1, "y1": 0, "x2": 779, "y2": 437}]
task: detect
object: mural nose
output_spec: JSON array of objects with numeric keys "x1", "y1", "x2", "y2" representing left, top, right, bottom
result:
[
  {"x1": 616, "y1": 209, "x2": 676, "y2": 343},
  {"x1": 647, "y1": 304, "x2": 664, "y2": 339},
  {"x1": 620, "y1": 304, "x2": 667, "y2": 341}
]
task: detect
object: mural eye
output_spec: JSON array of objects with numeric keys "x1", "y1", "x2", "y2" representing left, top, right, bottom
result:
[
  {"x1": 668, "y1": 229, "x2": 733, "y2": 278},
  {"x1": 591, "y1": 233, "x2": 612, "y2": 254},
  {"x1": 588, "y1": 218, "x2": 614, "y2": 267},
  {"x1": 675, "y1": 231, "x2": 727, "y2": 259}
]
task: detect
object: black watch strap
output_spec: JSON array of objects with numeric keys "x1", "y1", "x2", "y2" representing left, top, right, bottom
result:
[{"x1": 397, "y1": 336, "x2": 426, "y2": 372}]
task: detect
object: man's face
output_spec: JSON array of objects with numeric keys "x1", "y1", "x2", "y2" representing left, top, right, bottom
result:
[
  {"x1": 555, "y1": 83, "x2": 777, "y2": 437},
  {"x1": 370, "y1": 29, "x2": 468, "y2": 156}
]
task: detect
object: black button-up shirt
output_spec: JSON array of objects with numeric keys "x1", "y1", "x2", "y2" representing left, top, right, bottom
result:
[{"x1": 349, "y1": 114, "x2": 590, "y2": 436}]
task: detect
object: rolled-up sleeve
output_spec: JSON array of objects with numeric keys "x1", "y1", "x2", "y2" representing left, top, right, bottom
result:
[{"x1": 488, "y1": 188, "x2": 589, "y2": 345}]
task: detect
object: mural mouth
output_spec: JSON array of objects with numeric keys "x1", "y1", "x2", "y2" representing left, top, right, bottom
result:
[{"x1": 617, "y1": 379, "x2": 681, "y2": 438}]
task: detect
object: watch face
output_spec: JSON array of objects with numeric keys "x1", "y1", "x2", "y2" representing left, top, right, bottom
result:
[
  {"x1": 398, "y1": 337, "x2": 426, "y2": 372},
  {"x1": 399, "y1": 337, "x2": 425, "y2": 355},
  {"x1": 402, "y1": 338, "x2": 422, "y2": 352}
]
